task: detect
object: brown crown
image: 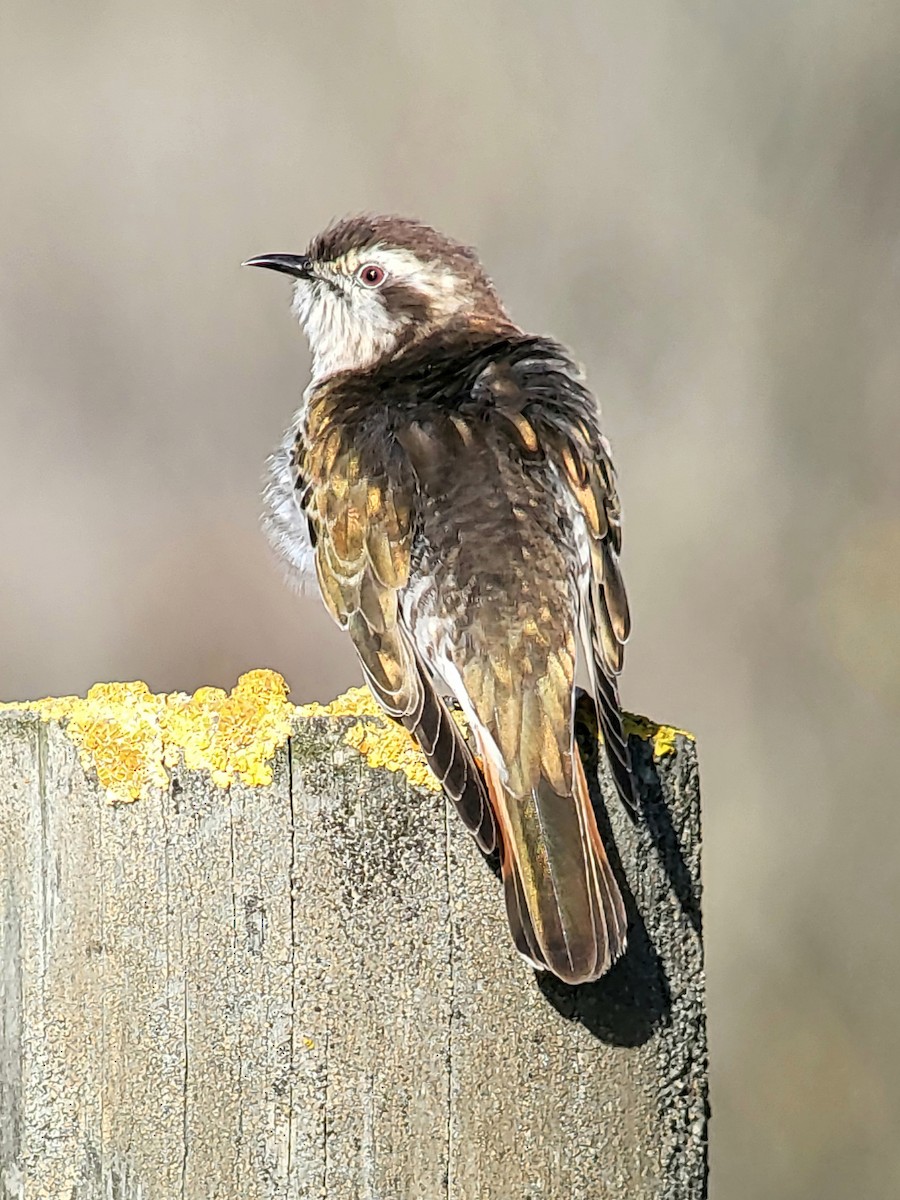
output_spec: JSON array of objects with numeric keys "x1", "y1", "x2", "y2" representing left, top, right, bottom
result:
[{"x1": 308, "y1": 214, "x2": 487, "y2": 283}]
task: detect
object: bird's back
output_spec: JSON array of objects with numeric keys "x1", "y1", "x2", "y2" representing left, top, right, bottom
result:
[{"x1": 304, "y1": 326, "x2": 630, "y2": 982}]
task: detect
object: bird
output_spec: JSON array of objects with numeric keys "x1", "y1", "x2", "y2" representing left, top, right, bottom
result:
[{"x1": 244, "y1": 215, "x2": 635, "y2": 985}]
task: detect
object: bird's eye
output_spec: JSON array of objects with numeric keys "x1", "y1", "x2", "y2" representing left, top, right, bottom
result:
[{"x1": 357, "y1": 263, "x2": 386, "y2": 288}]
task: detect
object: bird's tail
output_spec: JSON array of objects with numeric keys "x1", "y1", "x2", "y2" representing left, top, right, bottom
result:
[{"x1": 478, "y1": 741, "x2": 627, "y2": 985}]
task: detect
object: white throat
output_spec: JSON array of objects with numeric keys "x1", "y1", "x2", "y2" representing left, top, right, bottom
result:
[{"x1": 291, "y1": 278, "x2": 402, "y2": 380}]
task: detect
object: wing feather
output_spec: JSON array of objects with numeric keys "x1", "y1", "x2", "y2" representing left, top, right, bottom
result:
[
  {"x1": 570, "y1": 445, "x2": 637, "y2": 817},
  {"x1": 485, "y1": 348, "x2": 638, "y2": 817},
  {"x1": 301, "y1": 401, "x2": 496, "y2": 853}
]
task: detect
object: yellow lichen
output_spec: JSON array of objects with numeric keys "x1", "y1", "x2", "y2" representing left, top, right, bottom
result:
[
  {"x1": 0, "y1": 671, "x2": 693, "y2": 804},
  {"x1": 0, "y1": 669, "x2": 293, "y2": 803},
  {"x1": 299, "y1": 685, "x2": 469, "y2": 792},
  {"x1": 623, "y1": 712, "x2": 694, "y2": 758},
  {"x1": 297, "y1": 685, "x2": 382, "y2": 722}
]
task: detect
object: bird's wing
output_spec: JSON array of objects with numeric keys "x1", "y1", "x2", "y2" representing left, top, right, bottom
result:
[
  {"x1": 300, "y1": 397, "x2": 496, "y2": 854},
  {"x1": 480, "y1": 352, "x2": 634, "y2": 980},
  {"x1": 472, "y1": 342, "x2": 637, "y2": 817},
  {"x1": 554, "y1": 425, "x2": 637, "y2": 816}
]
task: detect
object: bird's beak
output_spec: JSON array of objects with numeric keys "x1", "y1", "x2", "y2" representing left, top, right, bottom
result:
[{"x1": 241, "y1": 253, "x2": 313, "y2": 279}]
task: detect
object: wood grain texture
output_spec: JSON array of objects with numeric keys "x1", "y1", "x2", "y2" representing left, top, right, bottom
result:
[{"x1": 0, "y1": 703, "x2": 706, "y2": 1199}]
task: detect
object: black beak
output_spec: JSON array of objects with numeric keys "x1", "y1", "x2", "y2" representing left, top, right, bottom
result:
[{"x1": 241, "y1": 253, "x2": 312, "y2": 279}]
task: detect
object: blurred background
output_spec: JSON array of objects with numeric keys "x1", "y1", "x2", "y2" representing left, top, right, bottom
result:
[{"x1": 2, "y1": 2, "x2": 899, "y2": 1195}]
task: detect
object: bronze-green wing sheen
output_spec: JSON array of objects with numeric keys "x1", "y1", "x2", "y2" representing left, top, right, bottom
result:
[{"x1": 246, "y1": 215, "x2": 635, "y2": 985}]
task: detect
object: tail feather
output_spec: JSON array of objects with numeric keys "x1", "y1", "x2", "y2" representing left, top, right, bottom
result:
[
  {"x1": 505, "y1": 859, "x2": 546, "y2": 970},
  {"x1": 479, "y1": 739, "x2": 627, "y2": 985}
]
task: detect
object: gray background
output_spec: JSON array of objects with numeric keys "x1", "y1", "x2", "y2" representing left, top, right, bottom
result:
[{"x1": 1, "y1": 3, "x2": 898, "y2": 1196}]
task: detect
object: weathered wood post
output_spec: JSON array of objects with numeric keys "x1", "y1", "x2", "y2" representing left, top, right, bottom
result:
[{"x1": 0, "y1": 671, "x2": 706, "y2": 1199}]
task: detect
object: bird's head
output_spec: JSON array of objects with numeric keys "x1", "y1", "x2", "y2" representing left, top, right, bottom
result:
[{"x1": 244, "y1": 214, "x2": 510, "y2": 379}]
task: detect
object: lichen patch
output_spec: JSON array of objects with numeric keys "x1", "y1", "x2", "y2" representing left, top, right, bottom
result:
[
  {"x1": 0, "y1": 669, "x2": 293, "y2": 803},
  {"x1": 299, "y1": 685, "x2": 469, "y2": 792},
  {"x1": 623, "y1": 712, "x2": 695, "y2": 758},
  {"x1": 0, "y1": 672, "x2": 692, "y2": 802}
]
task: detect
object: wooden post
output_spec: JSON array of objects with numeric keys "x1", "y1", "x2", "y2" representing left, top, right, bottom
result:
[{"x1": 0, "y1": 673, "x2": 706, "y2": 1199}]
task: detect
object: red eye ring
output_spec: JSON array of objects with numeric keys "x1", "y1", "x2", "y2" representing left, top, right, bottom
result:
[{"x1": 358, "y1": 263, "x2": 386, "y2": 288}]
